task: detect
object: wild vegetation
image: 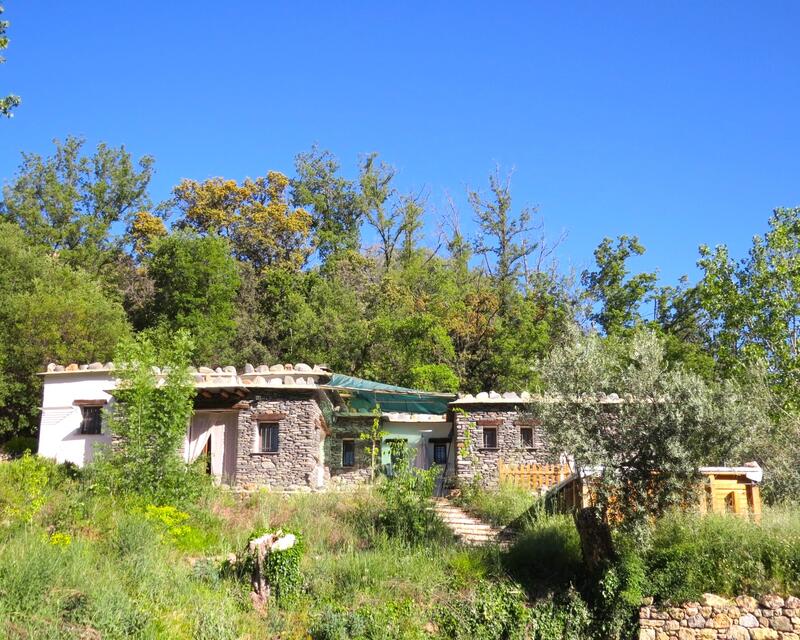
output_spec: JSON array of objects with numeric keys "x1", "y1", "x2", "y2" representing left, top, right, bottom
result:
[{"x1": 0, "y1": 136, "x2": 796, "y2": 501}]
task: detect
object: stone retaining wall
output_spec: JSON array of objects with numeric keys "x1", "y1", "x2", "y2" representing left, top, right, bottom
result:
[{"x1": 639, "y1": 593, "x2": 800, "y2": 639}]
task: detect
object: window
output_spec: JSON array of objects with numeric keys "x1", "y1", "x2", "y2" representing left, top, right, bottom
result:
[
  {"x1": 80, "y1": 406, "x2": 102, "y2": 435},
  {"x1": 258, "y1": 423, "x2": 279, "y2": 452},
  {"x1": 520, "y1": 427, "x2": 534, "y2": 448},
  {"x1": 482, "y1": 427, "x2": 497, "y2": 448},
  {"x1": 433, "y1": 442, "x2": 447, "y2": 465},
  {"x1": 342, "y1": 440, "x2": 355, "y2": 467}
]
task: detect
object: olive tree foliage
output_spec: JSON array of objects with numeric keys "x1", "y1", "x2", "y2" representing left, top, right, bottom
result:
[
  {"x1": 0, "y1": 3, "x2": 20, "y2": 118},
  {"x1": 99, "y1": 329, "x2": 199, "y2": 503},
  {"x1": 537, "y1": 328, "x2": 768, "y2": 529}
]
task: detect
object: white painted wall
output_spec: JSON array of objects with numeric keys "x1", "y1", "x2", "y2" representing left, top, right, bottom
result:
[{"x1": 37, "y1": 372, "x2": 116, "y2": 466}]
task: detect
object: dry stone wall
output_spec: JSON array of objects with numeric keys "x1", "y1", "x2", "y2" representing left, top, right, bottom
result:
[
  {"x1": 234, "y1": 391, "x2": 325, "y2": 491},
  {"x1": 639, "y1": 593, "x2": 800, "y2": 640},
  {"x1": 453, "y1": 403, "x2": 550, "y2": 488}
]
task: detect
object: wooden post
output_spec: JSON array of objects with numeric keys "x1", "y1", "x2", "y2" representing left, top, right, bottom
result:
[{"x1": 749, "y1": 484, "x2": 762, "y2": 524}]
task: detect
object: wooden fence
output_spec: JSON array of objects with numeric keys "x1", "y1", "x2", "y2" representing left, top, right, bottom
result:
[{"x1": 498, "y1": 462, "x2": 572, "y2": 492}]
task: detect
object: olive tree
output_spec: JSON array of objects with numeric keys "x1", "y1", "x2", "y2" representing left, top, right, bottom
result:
[{"x1": 537, "y1": 329, "x2": 767, "y2": 561}]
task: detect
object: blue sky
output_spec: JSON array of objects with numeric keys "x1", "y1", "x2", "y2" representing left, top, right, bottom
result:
[{"x1": 1, "y1": 1, "x2": 798, "y2": 285}]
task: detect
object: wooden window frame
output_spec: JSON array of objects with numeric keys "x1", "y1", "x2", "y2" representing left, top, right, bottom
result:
[
  {"x1": 257, "y1": 422, "x2": 279, "y2": 453},
  {"x1": 482, "y1": 427, "x2": 498, "y2": 449},
  {"x1": 342, "y1": 439, "x2": 356, "y2": 467},
  {"x1": 79, "y1": 405, "x2": 103, "y2": 435},
  {"x1": 520, "y1": 426, "x2": 534, "y2": 449}
]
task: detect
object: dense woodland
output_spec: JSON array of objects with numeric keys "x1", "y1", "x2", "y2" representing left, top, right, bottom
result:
[{"x1": 0, "y1": 137, "x2": 797, "y2": 492}]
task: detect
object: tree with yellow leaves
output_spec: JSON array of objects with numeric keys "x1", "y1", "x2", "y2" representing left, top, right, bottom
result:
[{"x1": 170, "y1": 172, "x2": 312, "y2": 271}]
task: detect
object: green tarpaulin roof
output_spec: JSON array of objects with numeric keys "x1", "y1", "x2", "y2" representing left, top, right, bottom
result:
[{"x1": 325, "y1": 373, "x2": 455, "y2": 415}]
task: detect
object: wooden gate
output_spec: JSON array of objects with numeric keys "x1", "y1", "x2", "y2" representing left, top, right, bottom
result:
[{"x1": 498, "y1": 462, "x2": 572, "y2": 492}]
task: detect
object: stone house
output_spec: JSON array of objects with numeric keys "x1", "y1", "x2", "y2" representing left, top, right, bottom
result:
[{"x1": 36, "y1": 362, "x2": 549, "y2": 491}]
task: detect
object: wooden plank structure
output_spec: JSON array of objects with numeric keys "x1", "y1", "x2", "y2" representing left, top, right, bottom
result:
[
  {"x1": 544, "y1": 463, "x2": 763, "y2": 522},
  {"x1": 498, "y1": 461, "x2": 572, "y2": 493}
]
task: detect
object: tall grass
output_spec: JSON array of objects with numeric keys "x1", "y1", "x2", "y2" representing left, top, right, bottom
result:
[{"x1": 454, "y1": 481, "x2": 541, "y2": 528}]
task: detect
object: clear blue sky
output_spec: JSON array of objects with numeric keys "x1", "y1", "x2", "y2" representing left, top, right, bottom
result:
[{"x1": 2, "y1": 1, "x2": 798, "y2": 285}]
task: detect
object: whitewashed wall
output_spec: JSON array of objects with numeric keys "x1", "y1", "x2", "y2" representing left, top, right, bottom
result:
[{"x1": 37, "y1": 372, "x2": 116, "y2": 466}]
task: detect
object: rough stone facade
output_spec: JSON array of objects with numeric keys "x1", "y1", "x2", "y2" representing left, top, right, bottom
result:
[
  {"x1": 453, "y1": 403, "x2": 551, "y2": 488},
  {"x1": 326, "y1": 416, "x2": 374, "y2": 487},
  {"x1": 639, "y1": 593, "x2": 800, "y2": 640},
  {"x1": 234, "y1": 390, "x2": 326, "y2": 491}
]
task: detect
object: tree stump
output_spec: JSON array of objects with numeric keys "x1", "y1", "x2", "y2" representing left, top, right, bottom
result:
[{"x1": 248, "y1": 530, "x2": 297, "y2": 612}]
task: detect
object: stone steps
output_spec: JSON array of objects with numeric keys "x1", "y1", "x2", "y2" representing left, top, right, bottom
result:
[{"x1": 432, "y1": 498, "x2": 514, "y2": 547}]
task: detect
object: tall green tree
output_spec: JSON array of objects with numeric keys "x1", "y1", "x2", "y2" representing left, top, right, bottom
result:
[
  {"x1": 1, "y1": 136, "x2": 154, "y2": 273},
  {"x1": 292, "y1": 146, "x2": 365, "y2": 261},
  {"x1": 469, "y1": 169, "x2": 540, "y2": 306},
  {"x1": 581, "y1": 235, "x2": 657, "y2": 335},
  {"x1": 698, "y1": 207, "x2": 799, "y2": 409},
  {"x1": 146, "y1": 232, "x2": 240, "y2": 364},
  {"x1": 0, "y1": 3, "x2": 20, "y2": 118},
  {"x1": 0, "y1": 222, "x2": 130, "y2": 437}
]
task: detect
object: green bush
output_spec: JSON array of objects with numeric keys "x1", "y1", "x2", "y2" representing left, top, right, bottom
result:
[
  {"x1": 504, "y1": 513, "x2": 584, "y2": 595},
  {"x1": 435, "y1": 579, "x2": 532, "y2": 640},
  {"x1": 0, "y1": 436, "x2": 38, "y2": 457},
  {"x1": 528, "y1": 588, "x2": 592, "y2": 640},
  {"x1": 375, "y1": 443, "x2": 449, "y2": 544}
]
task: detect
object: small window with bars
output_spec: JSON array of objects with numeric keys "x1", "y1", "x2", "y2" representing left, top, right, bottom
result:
[
  {"x1": 433, "y1": 442, "x2": 448, "y2": 465},
  {"x1": 258, "y1": 423, "x2": 279, "y2": 453},
  {"x1": 520, "y1": 427, "x2": 534, "y2": 448},
  {"x1": 80, "y1": 406, "x2": 103, "y2": 435},
  {"x1": 482, "y1": 427, "x2": 497, "y2": 448},
  {"x1": 342, "y1": 440, "x2": 355, "y2": 467}
]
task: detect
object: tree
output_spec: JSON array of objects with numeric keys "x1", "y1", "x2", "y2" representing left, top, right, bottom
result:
[
  {"x1": 0, "y1": 222, "x2": 130, "y2": 437},
  {"x1": 100, "y1": 329, "x2": 197, "y2": 502},
  {"x1": 359, "y1": 153, "x2": 424, "y2": 270},
  {"x1": 1, "y1": 137, "x2": 154, "y2": 273},
  {"x1": 538, "y1": 329, "x2": 766, "y2": 538},
  {"x1": 292, "y1": 146, "x2": 365, "y2": 261},
  {"x1": 469, "y1": 169, "x2": 541, "y2": 305},
  {"x1": 146, "y1": 232, "x2": 240, "y2": 364},
  {"x1": 172, "y1": 172, "x2": 312, "y2": 271},
  {"x1": 698, "y1": 207, "x2": 799, "y2": 409},
  {"x1": 581, "y1": 235, "x2": 657, "y2": 335},
  {"x1": 0, "y1": 4, "x2": 20, "y2": 118}
]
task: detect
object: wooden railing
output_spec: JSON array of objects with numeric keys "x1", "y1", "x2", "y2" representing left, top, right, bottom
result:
[{"x1": 498, "y1": 462, "x2": 572, "y2": 492}]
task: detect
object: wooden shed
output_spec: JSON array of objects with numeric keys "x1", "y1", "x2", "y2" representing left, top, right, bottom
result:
[{"x1": 546, "y1": 463, "x2": 763, "y2": 522}]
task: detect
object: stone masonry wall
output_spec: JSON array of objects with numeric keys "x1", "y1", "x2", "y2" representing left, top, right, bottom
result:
[
  {"x1": 639, "y1": 593, "x2": 800, "y2": 640},
  {"x1": 326, "y1": 416, "x2": 373, "y2": 487},
  {"x1": 454, "y1": 404, "x2": 551, "y2": 488},
  {"x1": 234, "y1": 391, "x2": 325, "y2": 491}
]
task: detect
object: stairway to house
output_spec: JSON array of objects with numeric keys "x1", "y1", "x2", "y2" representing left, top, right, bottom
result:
[{"x1": 432, "y1": 498, "x2": 515, "y2": 547}]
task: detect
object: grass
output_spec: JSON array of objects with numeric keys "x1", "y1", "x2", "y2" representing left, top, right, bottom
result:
[
  {"x1": 5, "y1": 455, "x2": 800, "y2": 639},
  {"x1": 453, "y1": 481, "x2": 542, "y2": 528}
]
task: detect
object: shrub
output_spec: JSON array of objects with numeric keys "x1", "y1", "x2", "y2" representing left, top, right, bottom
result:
[
  {"x1": 0, "y1": 452, "x2": 53, "y2": 525},
  {"x1": 375, "y1": 443, "x2": 448, "y2": 544},
  {"x1": 0, "y1": 436, "x2": 38, "y2": 457},
  {"x1": 528, "y1": 588, "x2": 592, "y2": 640},
  {"x1": 504, "y1": 513, "x2": 584, "y2": 595},
  {"x1": 435, "y1": 579, "x2": 532, "y2": 640}
]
